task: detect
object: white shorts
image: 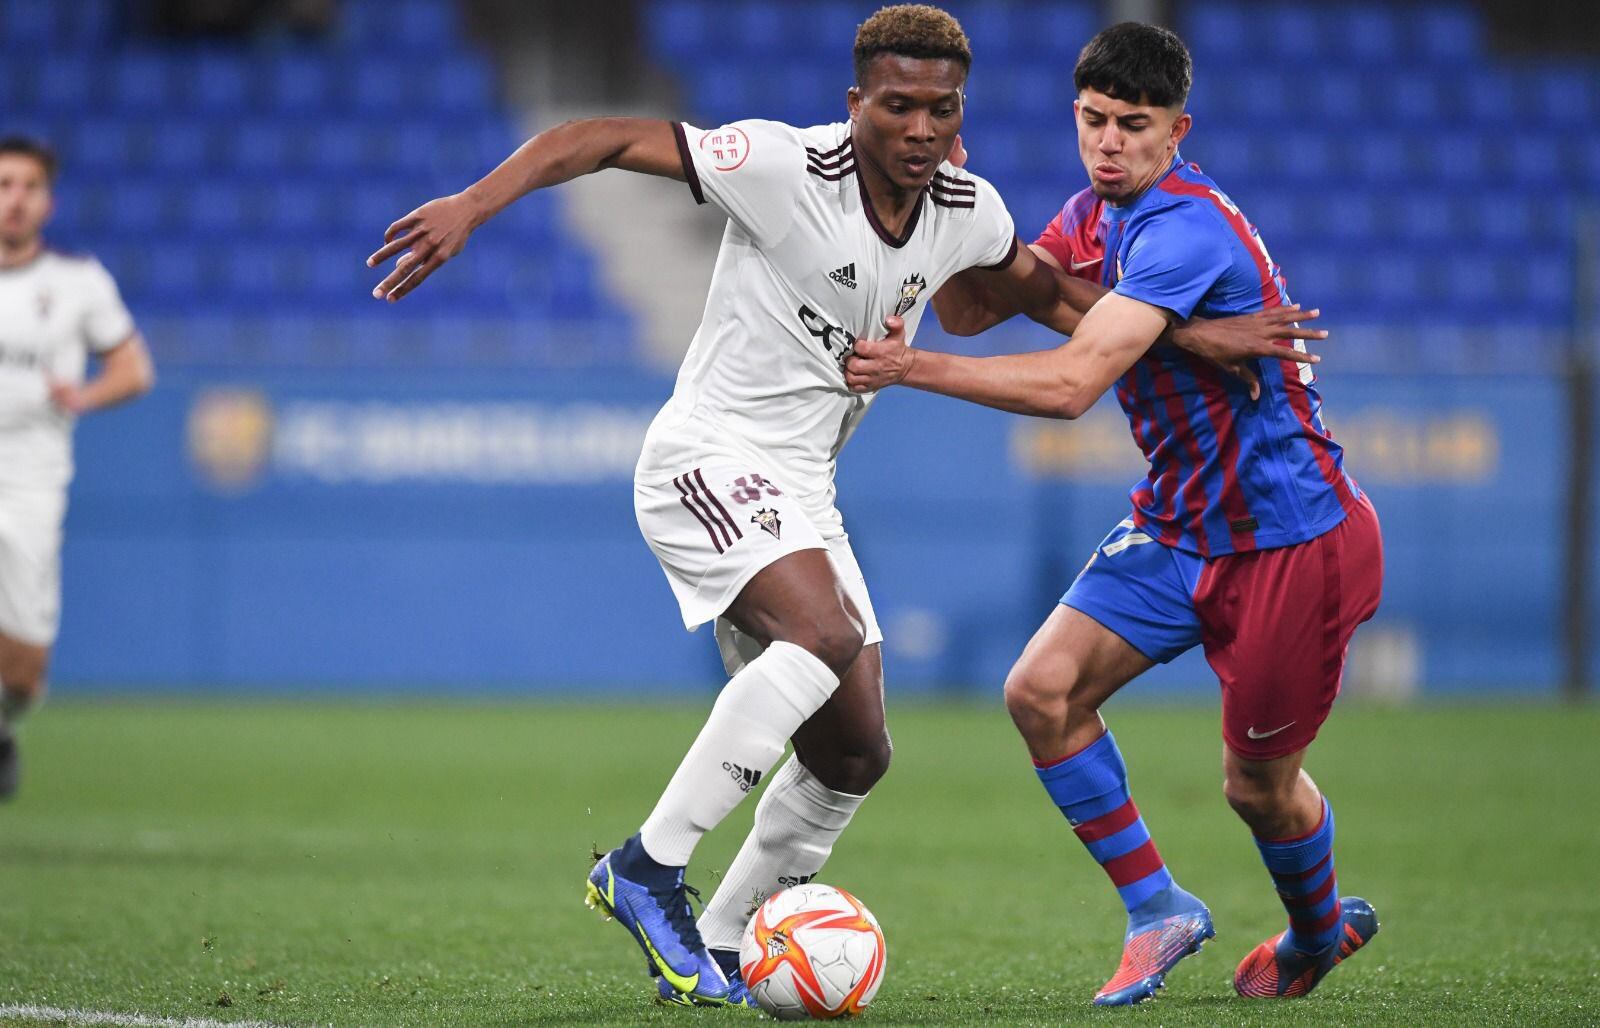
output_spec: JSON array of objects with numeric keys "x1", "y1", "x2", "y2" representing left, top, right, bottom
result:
[
  {"x1": 634, "y1": 460, "x2": 881, "y2": 651},
  {"x1": 0, "y1": 485, "x2": 66, "y2": 646}
]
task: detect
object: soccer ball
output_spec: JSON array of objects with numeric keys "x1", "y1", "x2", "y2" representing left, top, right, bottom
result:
[{"x1": 739, "y1": 883, "x2": 886, "y2": 1020}]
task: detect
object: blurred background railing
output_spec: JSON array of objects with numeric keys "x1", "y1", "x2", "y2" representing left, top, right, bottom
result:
[{"x1": 4, "y1": 0, "x2": 1596, "y2": 696}]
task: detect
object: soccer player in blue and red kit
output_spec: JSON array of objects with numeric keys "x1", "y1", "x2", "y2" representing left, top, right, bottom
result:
[{"x1": 845, "y1": 22, "x2": 1383, "y2": 1006}]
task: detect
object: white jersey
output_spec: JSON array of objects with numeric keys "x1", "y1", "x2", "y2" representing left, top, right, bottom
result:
[
  {"x1": 641, "y1": 119, "x2": 1017, "y2": 530},
  {"x1": 0, "y1": 249, "x2": 135, "y2": 490}
]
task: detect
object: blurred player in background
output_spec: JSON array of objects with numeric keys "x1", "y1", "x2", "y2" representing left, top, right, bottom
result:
[
  {"x1": 848, "y1": 22, "x2": 1382, "y2": 1007},
  {"x1": 0, "y1": 136, "x2": 155, "y2": 800},
  {"x1": 368, "y1": 4, "x2": 1318, "y2": 1010}
]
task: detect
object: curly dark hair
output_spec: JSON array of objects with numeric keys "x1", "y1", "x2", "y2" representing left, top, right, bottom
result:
[
  {"x1": 1074, "y1": 22, "x2": 1193, "y2": 108},
  {"x1": 853, "y1": 5, "x2": 971, "y2": 86}
]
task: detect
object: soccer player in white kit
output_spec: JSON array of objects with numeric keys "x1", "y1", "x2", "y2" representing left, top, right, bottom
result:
[
  {"x1": 0, "y1": 137, "x2": 155, "y2": 799},
  {"x1": 366, "y1": 5, "x2": 1312, "y2": 1007}
]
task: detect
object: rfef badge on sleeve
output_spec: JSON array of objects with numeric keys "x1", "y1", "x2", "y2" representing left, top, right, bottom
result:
[{"x1": 699, "y1": 127, "x2": 751, "y2": 172}]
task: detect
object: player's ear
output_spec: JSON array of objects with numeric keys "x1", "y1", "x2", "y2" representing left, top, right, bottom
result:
[
  {"x1": 847, "y1": 85, "x2": 862, "y2": 122},
  {"x1": 1171, "y1": 110, "x2": 1193, "y2": 148}
]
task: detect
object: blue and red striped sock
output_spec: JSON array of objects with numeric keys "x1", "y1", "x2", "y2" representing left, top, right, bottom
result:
[
  {"x1": 1254, "y1": 797, "x2": 1342, "y2": 954},
  {"x1": 1034, "y1": 731, "x2": 1175, "y2": 919}
]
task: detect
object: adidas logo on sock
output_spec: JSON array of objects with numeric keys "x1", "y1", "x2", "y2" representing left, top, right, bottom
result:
[
  {"x1": 828, "y1": 262, "x2": 857, "y2": 289},
  {"x1": 722, "y1": 761, "x2": 764, "y2": 793}
]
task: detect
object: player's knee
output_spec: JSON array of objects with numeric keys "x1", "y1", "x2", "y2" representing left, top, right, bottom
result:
[
  {"x1": 1003, "y1": 656, "x2": 1085, "y2": 729},
  {"x1": 809, "y1": 735, "x2": 892, "y2": 795},
  {"x1": 1222, "y1": 766, "x2": 1293, "y2": 825},
  {"x1": 0, "y1": 643, "x2": 49, "y2": 699},
  {"x1": 789, "y1": 614, "x2": 864, "y2": 679}
]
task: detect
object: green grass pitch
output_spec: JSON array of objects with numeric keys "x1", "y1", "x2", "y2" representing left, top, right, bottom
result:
[{"x1": 1, "y1": 698, "x2": 1596, "y2": 1026}]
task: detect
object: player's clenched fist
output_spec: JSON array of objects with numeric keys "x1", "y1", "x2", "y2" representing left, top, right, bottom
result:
[
  {"x1": 366, "y1": 192, "x2": 484, "y2": 302},
  {"x1": 845, "y1": 316, "x2": 916, "y2": 393}
]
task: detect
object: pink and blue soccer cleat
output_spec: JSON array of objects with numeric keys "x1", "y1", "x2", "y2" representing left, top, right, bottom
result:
[
  {"x1": 1093, "y1": 886, "x2": 1216, "y2": 1006},
  {"x1": 585, "y1": 835, "x2": 735, "y2": 1006},
  {"x1": 1234, "y1": 896, "x2": 1380, "y2": 998}
]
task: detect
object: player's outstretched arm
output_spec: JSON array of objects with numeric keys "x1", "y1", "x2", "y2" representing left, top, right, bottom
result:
[
  {"x1": 846, "y1": 294, "x2": 1171, "y2": 419},
  {"x1": 368, "y1": 118, "x2": 685, "y2": 302},
  {"x1": 48, "y1": 333, "x2": 155, "y2": 415},
  {"x1": 932, "y1": 244, "x2": 1104, "y2": 337}
]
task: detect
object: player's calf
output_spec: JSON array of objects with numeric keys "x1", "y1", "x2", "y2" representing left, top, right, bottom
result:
[{"x1": 0, "y1": 635, "x2": 49, "y2": 800}]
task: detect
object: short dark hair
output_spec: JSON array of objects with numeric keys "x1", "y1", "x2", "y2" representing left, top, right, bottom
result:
[
  {"x1": 1074, "y1": 22, "x2": 1192, "y2": 109},
  {"x1": 853, "y1": 4, "x2": 971, "y2": 86},
  {"x1": 0, "y1": 136, "x2": 58, "y2": 183}
]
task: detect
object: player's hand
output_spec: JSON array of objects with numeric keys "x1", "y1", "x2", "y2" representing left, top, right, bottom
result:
[
  {"x1": 845, "y1": 316, "x2": 916, "y2": 393},
  {"x1": 1170, "y1": 305, "x2": 1326, "y2": 400},
  {"x1": 46, "y1": 378, "x2": 87, "y2": 415},
  {"x1": 366, "y1": 193, "x2": 483, "y2": 302},
  {"x1": 947, "y1": 134, "x2": 967, "y2": 168}
]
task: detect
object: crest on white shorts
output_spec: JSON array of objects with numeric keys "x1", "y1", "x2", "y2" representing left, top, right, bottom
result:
[{"x1": 752, "y1": 508, "x2": 781, "y2": 539}]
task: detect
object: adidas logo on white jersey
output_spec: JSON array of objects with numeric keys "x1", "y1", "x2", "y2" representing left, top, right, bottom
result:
[{"x1": 828, "y1": 262, "x2": 857, "y2": 289}]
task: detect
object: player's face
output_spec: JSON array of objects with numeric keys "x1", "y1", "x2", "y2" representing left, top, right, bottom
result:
[
  {"x1": 0, "y1": 154, "x2": 53, "y2": 248},
  {"x1": 1074, "y1": 89, "x2": 1191, "y2": 204},
  {"x1": 848, "y1": 56, "x2": 966, "y2": 192}
]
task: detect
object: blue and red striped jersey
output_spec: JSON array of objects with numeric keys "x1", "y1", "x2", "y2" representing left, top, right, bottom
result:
[{"x1": 1032, "y1": 154, "x2": 1360, "y2": 557}]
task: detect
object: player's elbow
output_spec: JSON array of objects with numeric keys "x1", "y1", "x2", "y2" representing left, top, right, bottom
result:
[
  {"x1": 1045, "y1": 382, "x2": 1092, "y2": 420},
  {"x1": 128, "y1": 348, "x2": 156, "y2": 396}
]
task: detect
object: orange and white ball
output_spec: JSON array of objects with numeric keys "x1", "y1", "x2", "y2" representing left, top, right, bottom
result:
[{"x1": 739, "y1": 883, "x2": 887, "y2": 1020}]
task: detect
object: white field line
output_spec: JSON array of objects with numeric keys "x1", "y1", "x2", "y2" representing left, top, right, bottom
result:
[{"x1": 0, "y1": 1005, "x2": 297, "y2": 1028}]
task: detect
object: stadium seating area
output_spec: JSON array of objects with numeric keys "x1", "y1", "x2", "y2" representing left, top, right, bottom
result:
[
  {"x1": 644, "y1": 0, "x2": 1600, "y2": 368},
  {"x1": 0, "y1": 0, "x2": 637, "y2": 366}
]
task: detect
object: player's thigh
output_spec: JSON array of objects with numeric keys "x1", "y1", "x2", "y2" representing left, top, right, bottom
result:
[
  {"x1": 790, "y1": 643, "x2": 888, "y2": 794},
  {"x1": 635, "y1": 462, "x2": 840, "y2": 638},
  {"x1": 0, "y1": 490, "x2": 63, "y2": 657},
  {"x1": 1197, "y1": 496, "x2": 1384, "y2": 761},
  {"x1": 715, "y1": 536, "x2": 881, "y2": 678},
  {"x1": 1009, "y1": 603, "x2": 1156, "y2": 712},
  {"x1": 724, "y1": 549, "x2": 865, "y2": 675},
  {"x1": 1021, "y1": 517, "x2": 1204, "y2": 706}
]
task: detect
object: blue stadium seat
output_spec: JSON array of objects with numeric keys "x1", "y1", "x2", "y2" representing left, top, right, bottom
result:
[
  {"x1": 431, "y1": 56, "x2": 497, "y2": 113},
  {"x1": 187, "y1": 182, "x2": 246, "y2": 237},
  {"x1": 1324, "y1": 6, "x2": 1402, "y2": 66},
  {"x1": 810, "y1": 2, "x2": 861, "y2": 54},
  {"x1": 192, "y1": 52, "x2": 254, "y2": 114},
  {"x1": 1014, "y1": 2, "x2": 1095, "y2": 60},
  {"x1": 34, "y1": 54, "x2": 94, "y2": 111},
  {"x1": 149, "y1": 122, "x2": 210, "y2": 173},
  {"x1": 732, "y1": 0, "x2": 787, "y2": 50},
  {"x1": 265, "y1": 53, "x2": 332, "y2": 113},
  {"x1": 956, "y1": 5, "x2": 1016, "y2": 59},
  {"x1": 1184, "y1": 4, "x2": 1253, "y2": 61},
  {"x1": 1460, "y1": 73, "x2": 1514, "y2": 124},
  {"x1": 2, "y1": 0, "x2": 57, "y2": 47},
  {"x1": 69, "y1": 119, "x2": 139, "y2": 173},
  {"x1": 1260, "y1": 6, "x2": 1321, "y2": 62},
  {"x1": 647, "y1": 0, "x2": 713, "y2": 61},
  {"x1": 352, "y1": 60, "x2": 409, "y2": 114},
  {"x1": 232, "y1": 123, "x2": 290, "y2": 173},
  {"x1": 110, "y1": 53, "x2": 177, "y2": 113},
  {"x1": 1409, "y1": 5, "x2": 1482, "y2": 63}
]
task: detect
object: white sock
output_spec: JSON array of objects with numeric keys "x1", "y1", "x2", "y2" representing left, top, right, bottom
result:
[
  {"x1": 639, "y1": 641, "x2": 838, "y2": 866},
  {"x1": 698, "y1": 755, "x2": 868, "y2": 952}
]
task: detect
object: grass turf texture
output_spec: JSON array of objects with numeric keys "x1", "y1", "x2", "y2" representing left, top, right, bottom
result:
[{"x1": 0, "y1": 700, "x2": 1596, "y2": 1026}]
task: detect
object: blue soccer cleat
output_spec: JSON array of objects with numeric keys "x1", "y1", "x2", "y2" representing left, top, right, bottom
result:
[
  {"x1": 1093, "y1": 886, "x2": 1216, "y2": 1006},
  {"x1": 585, "y1": 835, "x2": 734, "y2": 1006},
  {"x1": 1234, "y1": 896, "x2": 1379, "y2": 998}
]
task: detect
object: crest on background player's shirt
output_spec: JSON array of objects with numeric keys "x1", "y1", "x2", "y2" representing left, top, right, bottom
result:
[
  {"x1": 893, "y1": 273, "x2": 926, "y2": 316},
  {"x1": 752, "y1": 508, "x2": 781, "y2": 539}
]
